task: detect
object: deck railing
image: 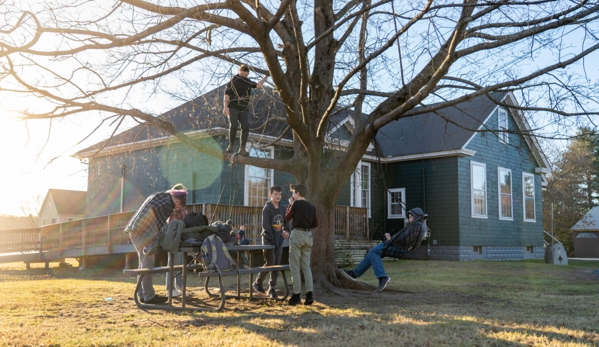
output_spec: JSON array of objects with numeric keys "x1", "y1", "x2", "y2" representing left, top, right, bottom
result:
[{"x1": 1, "y1": 204, "x2": 368, "y2": 259}]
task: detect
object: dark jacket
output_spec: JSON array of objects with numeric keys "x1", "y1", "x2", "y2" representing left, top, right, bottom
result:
[
  {"x1": 262, "y1": 201, "x2": 289, "y2": 248},
  {"x1": 225, "y1": 75, "x2": 257, "y2": 110},
  {"x1": 383, "y1": 207, "x2": 427, "y2": 258}
]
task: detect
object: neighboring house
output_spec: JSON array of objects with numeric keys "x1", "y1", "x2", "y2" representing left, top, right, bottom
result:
[
  {"x1": 570, "y1": 207, "x2": 599, "y2": 258},
  {"x1": 74, "y1": 87, "x2": 549, "y2": 261},
  {"x1": 38, "y1": 189, "x2": 87, "y2": 226}
]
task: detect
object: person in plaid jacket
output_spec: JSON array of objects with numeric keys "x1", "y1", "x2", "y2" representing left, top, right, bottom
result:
[{"x1": 124, "y1": 183, "x2": 188, "y2": 304}]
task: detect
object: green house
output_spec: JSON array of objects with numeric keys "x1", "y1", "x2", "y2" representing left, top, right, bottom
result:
[{"x1": 75, "y1": 88, "x2": 549, "y2": 261}]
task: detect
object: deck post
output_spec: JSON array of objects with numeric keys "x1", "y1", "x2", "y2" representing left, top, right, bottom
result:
[{"x1": 346, "y1": 207, "x2": 350, "y2": 240}]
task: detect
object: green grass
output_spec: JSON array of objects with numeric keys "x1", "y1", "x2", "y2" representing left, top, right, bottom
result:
[{"x1": 0, "y1": 259, "x2": 598, "y2": 346}]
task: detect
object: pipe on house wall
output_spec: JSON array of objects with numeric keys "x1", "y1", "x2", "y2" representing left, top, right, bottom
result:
[{"x1": 120, "y1": 164, "x2": 126, "y2": 213}]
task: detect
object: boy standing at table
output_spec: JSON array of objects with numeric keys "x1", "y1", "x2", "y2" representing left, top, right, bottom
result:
[
  {"x1": 253, "y1": 186, "x2": 290, "y2": 299},
  {"x1": 285, "y1": 183, "x2": 318, "y2": 305}
]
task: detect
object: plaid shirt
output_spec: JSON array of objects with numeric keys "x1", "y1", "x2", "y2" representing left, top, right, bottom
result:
[{"x1": 124, "y1": 192, "x2": 174, "y2": 240}]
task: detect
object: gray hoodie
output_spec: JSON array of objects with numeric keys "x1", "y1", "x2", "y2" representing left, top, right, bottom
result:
[{"x1": 261, "y1": 201, "x2": 289, "y2": 248}]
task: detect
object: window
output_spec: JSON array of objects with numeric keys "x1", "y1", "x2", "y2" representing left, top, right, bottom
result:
[
  {"x1": 50, "y1": 217, "x2": 57, "y2": 224},
  {"x1": 67, "y1": 217, "x2": 74, "y2": 222},
  {"x1": 471, "y1": 161, "x2": 487, "y2": 218},
  {"x1": 244, "y1": 147, "x2": 274, "y2": 207},
  {"x1": 42, "y1": 218, "x2": 47, "y2": 226},
  {"x1": 498, "y1": 108, "x2": 509, "y2": 143},
  {"x1": 523, "y1": 172, "x2": 536, "y2": 222},
  {"x1": 387, "y1": 188, "x2": 406, "y2": 219},
  {"x1": 498, "y1": 167, "x2": 513, "y2": 220},
  {"x1": 350, "y1": 161, "x2": 371, "y2": 216},
  {"x1": 473, "y1": 246, "x2": 483, "y2": 254}
]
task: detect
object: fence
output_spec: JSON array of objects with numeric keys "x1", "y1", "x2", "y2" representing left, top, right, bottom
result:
[{"x1": 0, "y1": 204, "x2": 368, "y2": 261}]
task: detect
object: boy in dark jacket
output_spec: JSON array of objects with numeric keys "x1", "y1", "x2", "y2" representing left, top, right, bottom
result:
[
  {"x1": 253, "y1": 186, "x2": 290, "y2": 299},
  {"x1": 344, "y1": 207, "x2": 427, "y2": 292},
  {"x1": 223, "y1": 64, "x2": 268, "y2": 155}
]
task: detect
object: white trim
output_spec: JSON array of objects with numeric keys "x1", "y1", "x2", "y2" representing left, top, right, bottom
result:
[
  {"x1": 462, "y1": 104, "x2": 501, "y2": 149},
  {"x1": 498, "y1": 108, "x2": 509, "y2": 144},
  {"x1": 351, "y1": 161, "x2": 371, "y2": 218},
  {"x1": 362, "y1": 148, "x2": 477, "y2": 163},
  {"x1": 387, "y1": 188, "x2": 406, "y2": 219},
  {"x1": 244, "y1": 146, "x2": 274, "y2": 207},
  {"x1": 471, "y1": 161, "x2": 487, "y2": 218},
  {"x1": 497, "y1": 167, "x2": 513, "y2": 220},
  {"x1": 522, "y1": 172, "x2": 536, "y2": 222}
]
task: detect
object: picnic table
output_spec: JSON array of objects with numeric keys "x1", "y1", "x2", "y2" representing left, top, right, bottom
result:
[{"x1": 124, "y1": 244, "x2": 290, "y2": 311}]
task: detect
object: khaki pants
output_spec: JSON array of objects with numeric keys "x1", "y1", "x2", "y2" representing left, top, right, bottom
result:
[{"x1": 289, "y1": 229, "x2": 313, "y2": 294}]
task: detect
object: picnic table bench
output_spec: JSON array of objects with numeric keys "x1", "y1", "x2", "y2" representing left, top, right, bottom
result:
[{"x1": 124, "y1": 244, "x2": 289, "y2": 311}]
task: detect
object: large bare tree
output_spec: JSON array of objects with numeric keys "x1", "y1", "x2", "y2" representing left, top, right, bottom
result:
[{"x1": 1, "y1": 0, "x2": 599, "y2": 291}]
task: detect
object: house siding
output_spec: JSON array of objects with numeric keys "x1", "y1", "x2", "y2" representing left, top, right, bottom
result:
[
  {"x1": 454, "y1": 106, "x2": 544, "y2": 260},
  {"x1": 369, "y1": 157, "x2": 461, "y2": 245},
  {"x1": 86, "y1": 136, "x2": 297, "y2": 217}
]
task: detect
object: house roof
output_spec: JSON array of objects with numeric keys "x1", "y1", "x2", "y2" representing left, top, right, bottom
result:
[
  {"x1": 374, "y1": 92, "x2": 505, "y2": 157},
  {"x1": 571, "y1": 207, "x2": 599, "y2": 232},
  {"x1": 41, "y1": 189, "x2": 87, "y2": 216},
  {"x1": 75, "y1": 85, "x2": 349, "y2": 158},
  {"x1": 75, "y1": 88, "x2": 549, "y2": 176}
]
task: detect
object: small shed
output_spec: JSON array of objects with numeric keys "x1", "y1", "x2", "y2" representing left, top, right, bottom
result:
[{"x1": 571, "y1": 207, "x2": 599, "y2": 258}]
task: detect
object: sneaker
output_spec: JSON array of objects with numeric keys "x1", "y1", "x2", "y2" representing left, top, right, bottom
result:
[
  {"x1": 238, "y1": 147, "x2": 249, "y2": 156},
  {"x1": 225, "y1": 144, "x2": 235, "y2": 153},
  {"x1": 145, "y1": 295, "x2": 168, "y2": 304},
  {"x1": 252, "y1": 281, "x2": 266, "y2": 294},
  {"x1": 168, "y1": 288, "x2": 183, "y2": 297},
  {"x1": 267, "y1": 287, "x2": 278, "y2": 299},
  {"x1": 288, "y1": 293, "x2": 301, "y2": 306},
  {"x1": 344, "y1": 269, "x2": 357, "y2": 279},
  {"x1": 377, "y1": 276, "x2": 391, "y2": 292},
  {"x1": 303, "y1": 291, "x2": 314, "y2": 305}
]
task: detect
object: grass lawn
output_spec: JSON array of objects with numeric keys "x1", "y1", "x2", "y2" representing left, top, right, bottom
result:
[{"x1": 0, "y1": 258, "x2": 598, "y2": 346}]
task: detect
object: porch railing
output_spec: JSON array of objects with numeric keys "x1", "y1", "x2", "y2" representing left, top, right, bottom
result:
[{"x1": 1, "y1": 204, "x2": 368, "y2": 259}]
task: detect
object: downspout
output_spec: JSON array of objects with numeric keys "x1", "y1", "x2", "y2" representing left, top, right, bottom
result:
[{"x1": 120, "y1": 165, "x2": 126, "y2": 213}]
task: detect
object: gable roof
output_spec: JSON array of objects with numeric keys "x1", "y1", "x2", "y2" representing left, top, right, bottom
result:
[
  {"x1": 373, "y1": 92, "x2": 550, "y2": 171},
  {"x1": 571, "y1": 206, "x2": 599, "y2": 232},
  {"x1": 41, "y1": 189, "x2": 87, "y2": 216},
  {"x1": 74, "y1": 85, "x2": 350, "y2": 158}
]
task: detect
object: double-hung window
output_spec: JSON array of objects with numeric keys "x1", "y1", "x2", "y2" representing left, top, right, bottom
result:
[
  {"x1": 350, "y1": 161, "x2": 371, "y2": 217},
  {"x1": 498, "y1": 167, "x2": 513, "y2": 220},
  {"x1": 387, "y1": 188, "x2": 406, "y2": 219},
  {"x1": 471, "y1": 161, "x2": 487, "y2": 218},
  {"x1": 244, "y1": 147, "x2": 274, "y2": 207},
  {"x1": 523, "y1": 172, "x2": 536, "y2": 222},
  {"x1": 498, "y1": 108, "x2": 509, "y2": 143}
]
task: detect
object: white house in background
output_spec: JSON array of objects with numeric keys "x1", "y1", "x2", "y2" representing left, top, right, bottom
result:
[
  {"x1": 38, "y1": 189, "x2": 87, "y2": 227},
  {"x1": 571, "y1": 206, "x2": 599, "y2": 258}
]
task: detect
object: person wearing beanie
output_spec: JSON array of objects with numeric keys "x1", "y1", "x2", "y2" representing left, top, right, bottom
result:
[
  {"x1": 223, "y1": 64, "x2": 268, "y2": 156},
  {"x1": 124, "y1": 183, "x2": 188, "y2": 304}
]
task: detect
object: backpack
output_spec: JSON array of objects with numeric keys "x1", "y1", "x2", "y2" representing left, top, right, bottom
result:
[
  {"x1": 201, "y1": 234, "x2": 238, "y2": 273},
  {"x1": 183, "y1": 212, "x2": 209, "y2": 228},
  {"x1": 210, "y1": 220, "x2": 235, "y2": 244}
]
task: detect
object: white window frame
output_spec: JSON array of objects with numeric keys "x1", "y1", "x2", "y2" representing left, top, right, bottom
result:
[
  {"x1": 497, "y1": 167, "x2": 513, "y2": 220},
  {"x1": 387, "y1": 188, "x2": 406, "y2": 219},
  {"x1": 67, "y1": 217, "x2": 75, "y2": 222},
  {"x1": 42, "y1": 218, "x2": 47, "y2": 226},
  {"x1": 498, "y1": 108, "x2": 509, "y2": 144},
  {"x1": 350, "y1": 161, "x2": 371, "y2": 217},
  {"x1": 244, "y1": 146, "x2": 274, "y2": 207},
  {"x1": 522, "y1": 172, "x2": 536, "y2": 222},
  {"x1": 50, "y1": 217, "x2": 57, "y2": 224},
  {"x1": 471, "y1": 161, "x2": 487, "y2": 218}
]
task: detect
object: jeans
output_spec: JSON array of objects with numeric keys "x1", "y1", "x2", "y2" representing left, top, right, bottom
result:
[
  {"x1": 129, "y1": 231, "x2": 156, "y2": 301},
  {"x1": 228, "y1": 107, "x2": 249, "y2": 147},
  {"x1": 353, "y1": 243, "x2": 387, "y2": 279},
  {"x1": 289, "y1": 229, "x2": 313, "y2": 294},
  {"x1": 256, "y1": 244, "x2": 283, "y2": 289}
]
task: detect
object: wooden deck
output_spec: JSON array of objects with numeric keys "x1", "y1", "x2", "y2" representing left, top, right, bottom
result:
[{"x1": 0, "y1": 204, "x2": 369, "y2": 265}]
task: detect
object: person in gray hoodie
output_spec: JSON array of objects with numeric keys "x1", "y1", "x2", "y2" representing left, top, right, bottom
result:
[
  {"x1": 344, "y1": 207, "x2": 427, "y2": 292},
  {"x1": 252, "y1": 185, "x2": 290, "y2": 299}
]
